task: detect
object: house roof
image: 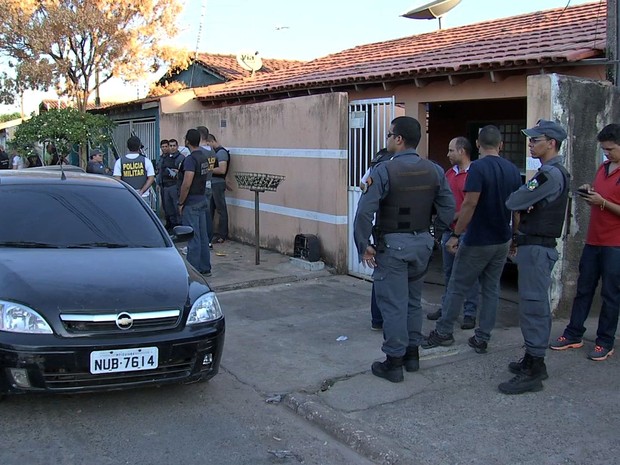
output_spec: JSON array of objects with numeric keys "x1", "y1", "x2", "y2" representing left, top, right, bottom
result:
[
  {"x1": 40, "y1": 99, "x2": 120, "y2": 111},
  {"x1": 195, "y1": 1, "x2": 607, "y2": 103},
  {"x1": 193, "y1": 53, "x2": 305, "y2": 81}
]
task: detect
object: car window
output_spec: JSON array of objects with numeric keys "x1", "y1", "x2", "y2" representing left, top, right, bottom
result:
[{"x1": 0, "y1": 184, "x2": 168, "y2": 248}]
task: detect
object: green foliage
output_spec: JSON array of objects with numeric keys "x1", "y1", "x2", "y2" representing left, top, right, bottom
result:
[
  {"x1": 0, "y1": 112, "x2": 21, "y2": 122},
  {"x1": 12, "y1": 108, "x2": 115, "y2": 158}
]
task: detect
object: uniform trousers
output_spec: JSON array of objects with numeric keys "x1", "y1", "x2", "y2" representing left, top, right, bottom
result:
[
  {"x1": 515, "y1": 244, "x2": 559, "y2": 357},
  {"x1": 161, "y1": 184, "x2": 180, "y2": 227},
  {"x1": 373, "y1": 232, "x2": 434, "y2": 357}
]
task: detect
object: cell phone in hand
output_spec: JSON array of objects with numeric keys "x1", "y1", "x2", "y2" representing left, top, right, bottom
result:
[{"x1": 576, "y1": 188, "x2": 591, "y2": 197}]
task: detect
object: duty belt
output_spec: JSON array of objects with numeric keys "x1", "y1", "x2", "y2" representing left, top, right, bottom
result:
[{"x1": 514, "y1": 235, "x2": 557, "y2": 248}]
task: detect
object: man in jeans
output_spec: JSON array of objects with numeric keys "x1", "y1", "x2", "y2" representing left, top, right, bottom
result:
[
  {"x1": 177, "y1": 129, "x2": 211, "y2": 276},
  {"x1": 423, "y1": 125, "x2": 522, "y2": 353},
  {"x1": 550, "y1": 123, "x2": 620, "y2": 361},
  {"x1": 427, "y1": 136, "x2": 479, "y2": 330}
]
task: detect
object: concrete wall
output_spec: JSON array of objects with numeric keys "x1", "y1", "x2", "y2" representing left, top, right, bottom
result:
[
  {"x1": 159, "y1": 93, "x2": 350, "y2": 270},
  {"x1": 526, "y1": 74, "x2": 620, "y2": 316}
]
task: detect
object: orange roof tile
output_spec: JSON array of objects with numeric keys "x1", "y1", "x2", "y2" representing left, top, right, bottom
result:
[
  {"x1": 195, "y1": 2, "x2": 607, "y2": 102},
  {"x1": 194, "y1": 53, "x2": 305, "y2": 80},
  {"x1": 40, "y1": 99, "x2": 121, "y2": 111}
]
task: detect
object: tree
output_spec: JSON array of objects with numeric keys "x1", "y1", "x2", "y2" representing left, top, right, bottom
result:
[
  {"x1": 0, "y1": 0, "x2": 190, "y2": 112},
  {"x1": 12, "y1": 108, "x2": 115, "y2": 166}
]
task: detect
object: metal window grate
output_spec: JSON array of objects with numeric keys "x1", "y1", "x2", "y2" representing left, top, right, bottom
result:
[{"x1": 235, "y1": 172, "x2": 285, "y2": 192}]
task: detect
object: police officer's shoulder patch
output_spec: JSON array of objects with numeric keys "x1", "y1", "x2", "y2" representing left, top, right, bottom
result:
[{"x1": 526, "y1": 171, "x2": 548, "y2": 191}]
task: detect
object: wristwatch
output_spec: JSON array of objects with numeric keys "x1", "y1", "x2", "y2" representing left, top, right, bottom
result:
[{"x1": 450, "y1": 231, "x2": 461, "y2": 239}]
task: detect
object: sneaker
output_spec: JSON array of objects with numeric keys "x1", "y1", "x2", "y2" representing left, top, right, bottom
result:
[
  {"x1": 421, "y1": 330, "x2": 455, "y2": 349},
  {"x1": 461, "y1": 316, "x2": 476, "y2": 330},
  {"x1": 468, "y1": 336, "x2": 488, "y2": 354},
  {"x1": 587, "y1": 345, "x2": 614, "y2": 361},
  {"x1": 370, "y1": 322, "x2": 383, "y2": 331},
  {"x1": 549, "y1": 336, "x2": 583, "y2": 350},
  {"x1": 427, "y1": 309, "x2": 442, "y2": 321}
]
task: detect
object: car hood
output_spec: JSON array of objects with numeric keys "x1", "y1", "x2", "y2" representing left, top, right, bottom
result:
[{"x1": 0, "y1": 248, "x2": 197, "y2": 312}]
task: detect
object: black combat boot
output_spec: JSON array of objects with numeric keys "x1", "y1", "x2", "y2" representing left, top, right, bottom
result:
[
  {"x1": 403, "y1": 346, "x2": 420, "y2": 372},
  {"x1": 498, "y1": 355, "x2": 547, "y2": 394},
  {"x1": 371, "y1": 355, "x2": 404, "y2": 383},
  {"x1": 508, "y1": 352, "x2": 548, "y2": 380}
]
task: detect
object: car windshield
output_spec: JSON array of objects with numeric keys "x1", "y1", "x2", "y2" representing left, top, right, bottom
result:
[{"x1": 0, "y1": 184, "x2": 167, "y2": 248}]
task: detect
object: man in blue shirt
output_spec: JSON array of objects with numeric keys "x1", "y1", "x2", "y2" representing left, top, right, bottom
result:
[{"x1": 424, "y1": 125, "x2": 522, "y2": 353}]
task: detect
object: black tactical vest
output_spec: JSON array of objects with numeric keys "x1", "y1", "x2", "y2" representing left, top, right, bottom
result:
[
  {"x1": 161, "y1": 153, "x2": 183, "y2": 187},
  {"x1": 376, "y1": 157, "x2": 440, "y2": 233},
  {"x1": 179, "y1": 150, "x2": 210, "y2": 196},
  {"x1": 519, "y1": 164, "x2": 570, "y2": 238},
  {"x1": 120, "y1": 155, "x2": 147, "y2": 190}
]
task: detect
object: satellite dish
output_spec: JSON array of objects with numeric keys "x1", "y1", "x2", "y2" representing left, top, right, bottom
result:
[
  {"x1": 401, "y1": 0, "x2": 462, "y2": 28},
  {"x1": 236, "y1": 51, "x2": 263, "y2": 75}
]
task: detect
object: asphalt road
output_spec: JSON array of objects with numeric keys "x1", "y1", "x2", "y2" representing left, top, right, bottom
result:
[{"x1": 0, "y1": 363, "x2": 373, "y2": 465}]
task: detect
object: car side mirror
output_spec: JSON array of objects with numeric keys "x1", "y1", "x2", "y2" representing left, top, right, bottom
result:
[{"x1": 170, "y1": 225, "x2": 194, "y2": 243}]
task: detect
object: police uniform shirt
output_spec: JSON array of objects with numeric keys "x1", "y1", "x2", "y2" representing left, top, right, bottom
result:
[
  {"x1": 353, "y1": 149, "x2": 455, "y2": 261},
  {"x1": 113, "y1": 153, "x2": 155, "y2": 198},
  {"x1": 505, "y1": 156, "x2": 566, "y2": 211}
]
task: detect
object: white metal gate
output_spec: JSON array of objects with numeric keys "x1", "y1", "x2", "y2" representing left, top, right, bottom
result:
[
  {"x1": 347, "y1": 97, "x2": 395, "y2": 278},
  {"x1": 111, "y1": 118, "x2": 158, "y2": 209},
  {"x1": 111, "y1": 118, "x2": 158, "y2": 164}
]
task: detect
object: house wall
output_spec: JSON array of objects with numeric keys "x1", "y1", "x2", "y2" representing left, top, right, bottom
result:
[
  {"x1": 159, "y1": 93, "x2": 350, "y2": 270},
  {"x1": 346, "y1": 66, "x2": 604, "y2": 159},
  {"x1": 526, "y1": 74, "x2": 620, "y2": 317}
]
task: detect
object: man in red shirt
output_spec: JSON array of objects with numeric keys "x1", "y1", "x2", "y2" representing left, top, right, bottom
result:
[
  {"x1": 427, "y1": 137, "x2": 479, "y2": 330},
  {"x1": 550, "y1": 123, "x2": 620, "y2": 361}
]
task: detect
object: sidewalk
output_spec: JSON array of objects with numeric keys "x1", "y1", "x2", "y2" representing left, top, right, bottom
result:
[{"x1": 206, "y1": 241, "x2": 620, "y2": 465}]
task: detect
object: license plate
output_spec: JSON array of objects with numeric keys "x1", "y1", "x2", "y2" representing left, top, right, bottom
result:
[{"x1": 90, "y1": 347, "x2": 159, "y2": 374}]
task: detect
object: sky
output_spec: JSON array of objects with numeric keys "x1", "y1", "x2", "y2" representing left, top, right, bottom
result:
[{"x1": 1, "y1": 0, "x2": 598, "y2": 116}]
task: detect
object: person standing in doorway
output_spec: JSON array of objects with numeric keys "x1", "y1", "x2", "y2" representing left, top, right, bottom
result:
[
  {"x1": 550, "y1": 123, "x2": 620, "y2": 362},
  {"x1": 427, "y1": 137, "x2": 479, "y2": 330},
  {"x1": 423, "y1": 125, "x2": 522, "y2": 353},
  {"x1": 206, "y1": 133, "x2": 230, "y2": 243},
  {"x1": 354, "y1": 116, "x2": 454, "y2": 383},
  {"x1": 500, "y1": 119, "x2": 570, "y2": 394}
]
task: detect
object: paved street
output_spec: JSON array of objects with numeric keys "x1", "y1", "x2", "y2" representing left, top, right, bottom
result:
[
  {"x1": 0, "y1": 367, "x2": 373, "y2": 465},
  {"x1": 1, "y1": 242, "x2": 619, "y2": 465}
]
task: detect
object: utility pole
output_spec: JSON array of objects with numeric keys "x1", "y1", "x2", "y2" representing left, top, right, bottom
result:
[{"x1": 608, "y1": 0, "x2": 620, "y2": 85}]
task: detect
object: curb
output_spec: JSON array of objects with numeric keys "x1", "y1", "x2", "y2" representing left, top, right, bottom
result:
[
  {"x1": 284, "y1": 392, "x2": 410, "y2": 465},
  {"x1": 211, "y1": 269, "x2": 332, "y2": 293}
]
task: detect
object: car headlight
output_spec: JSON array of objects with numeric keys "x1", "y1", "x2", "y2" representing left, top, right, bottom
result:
[
  {"x1": 187, "y1": 292, "x2": 223, "y2": 325},
  {"x1": 0, "y1": 300, "x2": 53, "y2": 334}
]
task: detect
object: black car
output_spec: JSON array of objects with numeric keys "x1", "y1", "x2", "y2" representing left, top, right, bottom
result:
[{"x1": 0, "y1": 170, "x2": 224, "y2": 397}]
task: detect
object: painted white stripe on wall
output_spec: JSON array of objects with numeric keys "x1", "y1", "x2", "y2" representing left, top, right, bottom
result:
[
  {"x1": 227, "y1": 197, "x2": 348, "y2": 225},
  {"x1": 228, "y1": 147, "x2": 347, "y2": 160}
]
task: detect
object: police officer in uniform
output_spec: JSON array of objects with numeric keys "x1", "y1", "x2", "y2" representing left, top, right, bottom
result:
[
  {"x1": 353, "y1": 116, "x2": 455, "y2": 383},
  {"x1": 500, "y1": 119, "x2": 570, "y2": 394},
  {"x1": 113, "y1": 136, "x2": 155, "y2": 205}
]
